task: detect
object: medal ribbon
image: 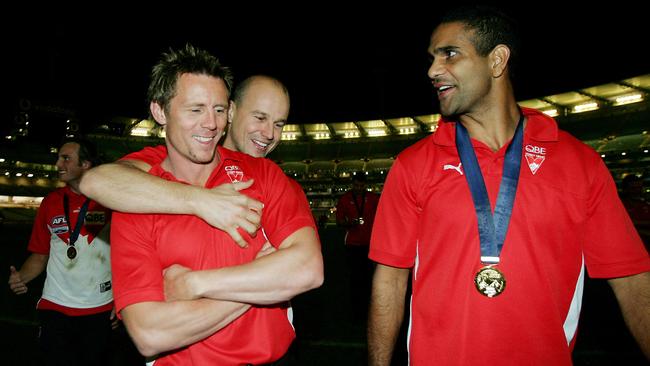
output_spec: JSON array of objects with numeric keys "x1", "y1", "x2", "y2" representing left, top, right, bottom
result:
[
  {"x1": 455, "y1": 114, "x2": 524, "y2": 264},
  {"x1": 63, "y1": 195, "x2": 91, "y2": 247},
  {"x1": 351, "y1": 190, "x2": 366, "y2": 220}
]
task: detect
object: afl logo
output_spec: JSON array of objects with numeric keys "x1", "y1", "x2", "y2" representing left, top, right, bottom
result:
[
  {"x1": 225, "y1": 165, "x2": 245, "y2": 183},
  {"x1": 50, "y1": 215, "x2": 69, "y2": 234},
  {"x1": 51, "y1": 215, "x2": 67, "y2": 225}
]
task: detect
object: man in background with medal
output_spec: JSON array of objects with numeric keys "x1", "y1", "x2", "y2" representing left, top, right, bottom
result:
[
  {"x1": 8, "y1": 138, "x2": 117, "y2": 366},
  {"x1": 336, "y1": 173, "x2": 380, "y2": 319},
  {"x1": 368, "y1": 5, "x2": 650, "y2": 365}
]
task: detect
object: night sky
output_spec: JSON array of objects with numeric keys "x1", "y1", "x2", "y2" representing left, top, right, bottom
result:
[{"x1": 6, "y1": 4, "x2": 649, "y2": 131}]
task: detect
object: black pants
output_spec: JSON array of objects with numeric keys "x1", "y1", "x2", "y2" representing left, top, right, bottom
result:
[
  {"x1": 345, "y1": 245, "x2": 373, "y2": 319},
  {"x1": 38, "y1": 310, "x2": 112, "y2": 366}
]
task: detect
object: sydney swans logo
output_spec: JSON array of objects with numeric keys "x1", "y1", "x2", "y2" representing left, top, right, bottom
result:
[{"x1": 524, "y1": 145, "x2": 546, "y2": 175}]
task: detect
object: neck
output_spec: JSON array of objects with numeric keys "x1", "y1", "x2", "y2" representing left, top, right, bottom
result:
[
  {"x1": 162, "y1": 149, "x2": 221, "y2": 187},
  {"x1": 67, "y1": 180, "x2": 82, "y2": 194},
  {"x1": 223, "y1": 136, "x2": 235, "y2": 151},
  {"x1": 458, "y1": 100, "x2": 521, "y2": 152}
]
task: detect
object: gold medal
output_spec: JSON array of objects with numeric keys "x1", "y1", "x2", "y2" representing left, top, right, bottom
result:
[
  {"x1": 474, "y1": 266, "x2": 506, "y2": 297},
  {"x1": 67, "y1": 246, "x2": 77, "y2": 260},
  {"x1": 357, "y1": 217, "x2": 364, "y2": 225}
]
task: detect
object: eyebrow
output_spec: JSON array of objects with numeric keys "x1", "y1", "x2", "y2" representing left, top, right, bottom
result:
[
  {"x1": 184, "y1": 101, "x2": 228, "y2": 108},
  {"x1": 431, "y1": 45, "x2": 460, "y2": 55},
  {"x1": 251, "y1": 110, "x2": 270, "y2": 117}
]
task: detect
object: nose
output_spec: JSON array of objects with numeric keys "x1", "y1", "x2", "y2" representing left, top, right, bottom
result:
[
  {"x1": 427, "y1": 58, "x2": 444, "y2": 80},
  {"x1": 201, "y1": 111, "x2": 222, "y2": 131},
  {"x1": 261, "y1": 122, "x2": 275, "y2": 140}
]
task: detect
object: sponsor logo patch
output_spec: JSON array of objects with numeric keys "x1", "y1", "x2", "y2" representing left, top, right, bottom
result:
[
  {"x1": 524, "y1": 144, "x2": 546, "y2": 175},
  {"x1": 85, "y1": 211, "x2": 106, "y2": 225},
  {"x1": 443, "y1": 162, "x2": 463, "y2": 175},
  {"x1": 100, "y1": 281, "x2": 112, "y2": 293},
  {"x1": 51, "y1": 215, "x2": 67, "y2": 225},
  {"x1": 50, "y1": 215, "x2": 68, "y2": 234}
]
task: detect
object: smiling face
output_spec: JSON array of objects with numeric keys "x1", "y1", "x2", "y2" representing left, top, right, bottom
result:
[
  {"x1": 152, "y1": 73, "x2": 229, "y2": 166},
  {"x1": 56, "y1": 142, "x2": 88, "y2": 185},
  {"x1": 427, "y1": 22, "x2": 493, "y2": 117},
  {"x1": 224, "y1": 77, "x2": 289, "y2": 157}
]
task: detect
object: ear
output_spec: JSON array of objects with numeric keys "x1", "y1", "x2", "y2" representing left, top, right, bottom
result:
[
  {"x1": 490, "y1": 44, "x2": 510, "y2": 78},
  {"x1": 150, "y1": 101, "x2": 167, "y2": 126},
  {"x1": 227, "y1": 100, "x2": 235, "y2": 123}
]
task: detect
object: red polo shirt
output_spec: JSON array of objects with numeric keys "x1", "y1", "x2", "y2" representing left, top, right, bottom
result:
[
  {"x1": 112, "y1": 146, "x2": 317, "y2": 365},
  {"x1": 29, "y1": 186, "x2": 113, "y2": 315},
  {"x1": 336, "y1": 189, "x2": 380, "y2": 246},
  {"x1": 369, "y1": 108, "x2": 650, "y2": 365}
]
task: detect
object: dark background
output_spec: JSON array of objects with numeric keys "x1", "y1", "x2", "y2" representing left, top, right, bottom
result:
[
  {"x1": 6, "y1": 4, "x2": 649, "y2": 128},
  {"x1": 2, "y1": 5, "x2": 649, "y2": 364}
]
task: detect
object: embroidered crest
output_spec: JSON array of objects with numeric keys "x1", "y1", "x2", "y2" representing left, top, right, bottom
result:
[
  {"x1": 224, "y1": 165, "x2": 245, "y2": 183},
  {"x1": 525, "y1": 153, "x2": 545, "y2": 175},
  {"x1": 524, "y1": 145, "x2": 547, "y2": 175}
]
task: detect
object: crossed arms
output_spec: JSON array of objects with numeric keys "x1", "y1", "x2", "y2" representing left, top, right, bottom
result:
[
  {"x1": 121, "y1": 227, "x2": 322, "y2": 356},
  {"x1": 80, "y1": 160, "x2": 323, "y2": 356}
]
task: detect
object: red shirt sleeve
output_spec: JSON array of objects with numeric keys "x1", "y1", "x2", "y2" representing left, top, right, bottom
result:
[
  {"x1": 257, "y1": 160, "x2": 317, "y2": 248},
  {"x1": 27, "y1": 193, "x2": 57, "y2": 255},
  {"x1": 583, "y1": 158, "x2": 650, "y2": 277},
  {"x1": 110, "y1": 211, "x2": 165, "y2": 315},
  {"x1": 369, "y1": 156, "x2": 420, "y2": 268},
  {"x1": 120, "y1": 145, "x2": 168, "y2": 167}
]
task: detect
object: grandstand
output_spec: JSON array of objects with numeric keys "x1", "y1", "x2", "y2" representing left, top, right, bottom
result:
[{"x1": 2, "y1": 74, "x2": 649, "y2": 217}]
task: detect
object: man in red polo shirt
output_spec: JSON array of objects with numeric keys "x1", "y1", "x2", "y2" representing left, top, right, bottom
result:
[
  {"x1": 336, "y1": 173, "x2": 379, "y2": 318},
  {"x1": 620, "y1": 174, "x2": 650, "y2": 249},
  {"x1": 107, "y1": 45, "x2": 323, "y2": 365},
  {"x1": 368, "y1": 6, "x2": 650, "y2": 366}
]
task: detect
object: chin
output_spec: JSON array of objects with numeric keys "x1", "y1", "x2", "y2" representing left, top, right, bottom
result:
[
  {"x1": 190, "y1": 152, "x2": 217, "y2": 164},
  {"x1": 266, "y1": 146, "x2": 277, "y2": 156},
  {"x1": 247, "y1": 147, "x2": 266, "y2": 158}
]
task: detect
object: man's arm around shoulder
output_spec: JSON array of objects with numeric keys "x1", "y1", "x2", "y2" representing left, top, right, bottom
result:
[{"x1": 80, "y1": 160, "x2": 263, "y2": 247}]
